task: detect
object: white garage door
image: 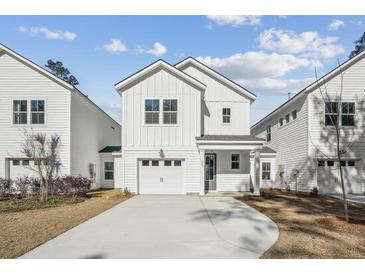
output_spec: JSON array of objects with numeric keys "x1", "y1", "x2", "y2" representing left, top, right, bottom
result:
[{"x1": 139, "y1": 159, "x2": 185, "y2": 194}]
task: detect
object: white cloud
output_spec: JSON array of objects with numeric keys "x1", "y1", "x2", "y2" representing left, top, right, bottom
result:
[
  {"x1": 18, "y1": 26, "x2": 77, "y2": 41},
  {"x1": 136, "y1": 42, "x2": 167, "y2": 57},
  {"x1": 103, "y1": 39, "x2": 128, "y2": 54},
  {"x1": 206, "y1": 15, "x2": 262, "y2": 27},
  {"x1": 197, "y1": 51, "x2": 320, "y2": 79},
  {"x1": 258, "y1": 28, "x2": 344, "y2": 59},
  {"x1": 329, "y1": 19, "x2": 345, "y2": 31}
]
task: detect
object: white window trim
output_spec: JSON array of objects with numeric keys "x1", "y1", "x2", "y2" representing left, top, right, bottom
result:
[
  {"x1": 13, "y1": 99, "x2": 28, "y2": 125},
  {"x1": 231, "y1": 153, "x2": 240, "y2": 170},
  {"x1": 143, "y1": 97, "x2": 180, "y2": 127},
  {"x1": 11, "y1": 98, "x2": 47, "y2": 127},
  {"x1": 222, "y1": 107, "x2": 231, "y2": 125},
  {"x1": 30, "y1": 99, "x2": 46, "y2": 125},
  {"x1": 162, "y1": 98, "x2": 179, "y2": 125},
  {"x1": 324, "y1": 101, "x2": 356, "y2": 128},
  {"x1": 261, "y1": 162, "x2": 271, "y2": 180},
  {"x1": 104, "y1": 161, "x2": 114, "y2": 181}
]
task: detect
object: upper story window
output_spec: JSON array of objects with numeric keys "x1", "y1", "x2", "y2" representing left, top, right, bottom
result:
[
  {"x1": 31, "y1": 100, "x2": 45, "y2": 124},
  {"x1": 325, "y1": 101, "x2": 354, "y2": 127},
  {"x1": 222, "y1": 108, "x2": 231, "y2": 124},
  {"x1": 262, "y1": 162, "x2": 271, "y2": 180},
  {"x1": 231, "y1": 154, "x2": 240, "y2": 169},
  {"x1": 341, "y1": 102, "x2": 355, "y2": 126},
  {"x1": 279, "y1": 118, "x2": 284, "y2": 127},
  {"x1": 163, "y1": 99, "x2": 178, "y2": 124},
  {"x1": 292, "y1": 109, "x2": 297, "y2": 120},
  {"x1": 325, "y1": 102, "x2": 338, "y2": 126},
  {"x1": 266, "y1": 125, "x2": 271, "y2": 142},
  {"x1": 145, "y1": 99, "x2": 160, "y2": 124},
  {"x1": 13, "y1": 100, "x2": 27, "y2": 124},
  {"x1": 285, "y1": 114, "x2": 290, "y2": 123}
]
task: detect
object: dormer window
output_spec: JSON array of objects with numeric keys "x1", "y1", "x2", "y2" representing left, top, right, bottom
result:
[{"x1": 222, "y1": 108, "x2": 231, "y2": 124}]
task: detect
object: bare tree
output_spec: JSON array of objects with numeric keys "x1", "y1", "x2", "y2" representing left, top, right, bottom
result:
[
  {"x1": 313, "y1": 60, "x2": 350, "y2": 222},
  {"x1": 21, "y1": 131, "x2": 61, "y2": 202}
]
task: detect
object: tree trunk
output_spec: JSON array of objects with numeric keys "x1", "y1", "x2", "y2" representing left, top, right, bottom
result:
[{"x1": 336, "y1": 129, "x2": 349, "y2": 222}]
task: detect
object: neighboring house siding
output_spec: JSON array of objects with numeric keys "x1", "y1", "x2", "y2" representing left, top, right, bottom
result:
[
  {"x1": 180, "y1": 65, "x2": 251, "y2": 135},
  {"x1": 70, "y1": 92, "x2": 121, "y2": 188},
  {"x1": 251, "y1": 95, "x2": 310, "y2": 191},
  {"x1": 308, "y1": 56, "x2": 365, "y2": 193},
  {"x1": 0, "y1": 52, "x2": 71, "y2": 178}
]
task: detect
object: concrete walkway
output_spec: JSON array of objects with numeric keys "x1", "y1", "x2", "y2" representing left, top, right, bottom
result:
[
  {"x1": 329, "y1": 193, "x2": 365, "y2": 204},
  {"x1": 21, "y1": 195, "x2": 279, "y2": 259}
]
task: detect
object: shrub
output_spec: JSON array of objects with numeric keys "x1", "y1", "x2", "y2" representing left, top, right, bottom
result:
[
  {"x1": 310, "y1": 187, "x2": 319, "y2": 197},
  {"x1": 51, "y1": 176, "x2": 92, "y2": 197},
  {"x1": 0, "y1": 178, "x2": 13, "y2": 198},
  {"x1": 123, "y1": 187, "x2": 131, "y2": 197}
]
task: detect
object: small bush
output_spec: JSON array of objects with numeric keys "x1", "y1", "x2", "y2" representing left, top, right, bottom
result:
[
  {"x1": 14, "y1": 177, "x2": 41, "y2": 199},
  {"x1": 123, "y1": 187, "x2": 131, "y2": 197},
  {"x1": 310, "y1": 187, "x2": 319, "y2": 197},
  {"x1": 51, "y1": 176, "x2": 92, "y2": 197},
  {"x1": 0, "y1": 178, "x2": 13, "y2": 198}
]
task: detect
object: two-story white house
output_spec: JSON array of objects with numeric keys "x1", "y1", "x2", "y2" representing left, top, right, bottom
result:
[
  {"x1": 0, "y1": 43, "x2": 121, "y2": 188},
  {"x1": 114, "y1": 57, "x2": 271, "y2": 195},
  {"x1": 251, "y1": 51, "x2": 365, "y2": 195}
]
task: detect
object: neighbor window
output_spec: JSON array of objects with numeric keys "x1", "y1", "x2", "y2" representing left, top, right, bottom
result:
[
  {"x1": 31, "y1": 100, "x2": 45, "y2": 124},
  {"x1": 13, "y1": 100, "x2": 27, "y2": 124},
  {"x1": 145, "y1": 99, "x2": 160, "y2": 124},
  {"x1": 163, "y1": 99, "x2": 178, "y2": 124},
  {"x1": 262, "y1": 162, "x2": 271, "y2": 180},
  {"x1": 104, "y1": 162, "x2": 114, "y2": 180},
  {"x1": 285, "y1": 114, "x2": 290, "y2": 123},
  {"x1": 327, "y1": 160, "x2": 334, "y2": 167},
  {"x1": 266, "y1": 125, "x2": 271, "y2": 142},
  {"x1": 340, "y1": 161, "x2": 346, "y2": 167},
  {"x1": 279, "y1": 118, "x2": 284, "y2": 127},
  {"x1": 318, "y1": 160, "x2": 325, "y2": 167},
  {"x1": 231, "y1": 154, "x2": 240, "y2": 169},
  {"x1": 341, "y1": 102, "x2": 355, "y2": 126},
  {"x1": 13, "y1": 159, "x2": 20, "y2": 166},
  {"x1": 292, "y1": 109, "x2": 297, "y2": 120},
  {"x1": 22, "y1": 160, "x2": 30, "y2": 166},
  {"x1": 222, "y1": 108, "x2": 231, "y2": 124},
  {"x1": 348, "y1": 160, "x2": 355, "y2": 166},
  {"x1": 325, "y1": 102, "x2": 338, "y2": 126}
]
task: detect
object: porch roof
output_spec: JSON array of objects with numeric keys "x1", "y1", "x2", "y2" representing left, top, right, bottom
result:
[{"x1": 196, "y1": 135, "x2": 264, "y2": 150}]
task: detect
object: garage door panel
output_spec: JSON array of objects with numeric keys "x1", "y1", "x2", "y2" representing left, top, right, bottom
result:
[{"x1": 139, "y1": 159, "x2": 184, "y2": 194}]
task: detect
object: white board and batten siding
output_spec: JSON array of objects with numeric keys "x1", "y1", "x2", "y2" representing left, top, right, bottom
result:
[
  {"x1": 117, "y1": 68, "x2": 203, "y2": 194},
  {"x1": 0, "y1": 51, "x2": 71, "y2": 178},
  {"x1": 180, "y1": 64, "x2": 251, "y2": 135}
]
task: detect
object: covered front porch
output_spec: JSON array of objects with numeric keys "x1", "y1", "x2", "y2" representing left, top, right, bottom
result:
[{"x1": 196, "y1": 135, "x2": 265, "y2": 195}]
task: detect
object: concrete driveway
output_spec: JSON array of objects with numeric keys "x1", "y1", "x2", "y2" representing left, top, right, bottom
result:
[{"x1": 21, "y1": 195, "x2": 279, "y2": 259}]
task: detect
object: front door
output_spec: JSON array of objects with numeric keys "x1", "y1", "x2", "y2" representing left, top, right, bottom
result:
[{"x1": 205, "y1": 153, "x2": 217, "y2": 192}]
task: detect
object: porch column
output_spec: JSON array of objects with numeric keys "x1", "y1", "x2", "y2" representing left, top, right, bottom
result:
[
  {"x1": 4, "y1": 158, "x2": 10, "y2": 179},
  {"x1": 199, "y1": 150, "x2": 205, "y2": 196},
  {"x1": 253, "y1": 150, "x2": 261, "y2": 196}
]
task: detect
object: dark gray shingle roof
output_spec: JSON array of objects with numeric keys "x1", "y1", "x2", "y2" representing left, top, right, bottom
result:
[
  {"x1": 99, "y1": 146, "x2": 121, "y2": 153},
  {"x1": 196, "y1": 135, "x2": 265, "y2": 142},
  {"x1": 261, "y1": 146, "x2": 276, "y2": 154}
]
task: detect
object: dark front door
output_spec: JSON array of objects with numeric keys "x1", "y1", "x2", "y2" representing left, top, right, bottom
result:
[{"x1": 205, "y1": 153, "x2": 217, "y2": 191}]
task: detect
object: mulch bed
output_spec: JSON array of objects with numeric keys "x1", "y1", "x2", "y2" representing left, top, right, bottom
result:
[{"x1": 236, "y1": 189, "x2": 365, "y2": 258}]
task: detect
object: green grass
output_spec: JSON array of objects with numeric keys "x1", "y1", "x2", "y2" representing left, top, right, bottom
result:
[{"x1": 0, "y1": 196, "x2": 84, "y2": 212}]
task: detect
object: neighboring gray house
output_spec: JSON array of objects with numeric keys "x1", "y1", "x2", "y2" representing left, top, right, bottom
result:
[
  {"x1": 0, "y1": 43, "x2": 121, "y2": 188},
  {"x1": 251, "y1": 51, "x2": 365, "y2": 195}
]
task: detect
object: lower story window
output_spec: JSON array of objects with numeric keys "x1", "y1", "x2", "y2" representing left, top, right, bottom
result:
[
  {"x1": 13, "y1": 159, "x2": 20, "y2": 166},
  {"x1": 262, "y1": 162, "x2": 271, "y2": 180},
  {"x1": 231, "y1": 154, "x2": 240, "y2": 169},
  {"x1": 104, "y1": 162, "x2": 114, "y2": 180}
]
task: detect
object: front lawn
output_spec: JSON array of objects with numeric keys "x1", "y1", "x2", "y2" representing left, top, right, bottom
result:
[
  {"x1": 0, "y1": 189, "x2": 131, "y2": 258},
  {"x1": 237, "y1": 189, "x2": 365, "y2": 258}
]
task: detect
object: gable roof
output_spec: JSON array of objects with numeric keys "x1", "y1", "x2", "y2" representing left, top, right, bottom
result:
[
  {"x1": 174, "y1": 57, "x2": 257, "y2": 101},
  {"x1": 0, "y1": 43, "x2": 120, "y2": 126},
  {"x1": 251, "y1": 50, "x2": 365, "y2": 130},
  {"x1": 114, "y1": 59, "x2": 206, "y2": 92},
  {"x1": 99, "y1": 146, "x2": 121, "y2": 153}
]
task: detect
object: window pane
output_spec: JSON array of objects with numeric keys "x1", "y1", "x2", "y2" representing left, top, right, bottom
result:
[
  {"x1": 142, "y1": 160, "x2": 149, "y2": 166},
  {"x1": 327, "y1": 161, "x2": 334, "y2": 167},
  {"x1": 170, "y1": 100, "x2": 177, "y2": 111},
  {"x1": 342, "y1": 115, "x2": 354, "y2": 126},
  {"x1": 164, "y1": 160, "x2": 172, "y2": 166},
  {"x1": 174, "y1": 160, "x2": 182, "y2": 166},
  {"x1": 285, "y1": 114, "x2": 290, "y2": 123},
  {"x1": 145, "y1": 113, "x2": 153, "y2": 124},
  {"x1": 325, "y1": 114, "x2": 338, "y2": 126},
  {"x1": 170, "y1": 113, "x2": 177, "y2": 124},
  {"x1": 22, "y1": 160, "x2": 30, "y2": 166},
  {"x1": 318, "y1": 160, "x2": 325, "y2": 167},
  {"x1": 105, "y1": 171, "x2": 113, "y2": 180},
  {"x1": 348, "y1": 161, "x2": 355, "y2": 166},
  {"x1": 340, "y1": 161, "x2": 346, "y2": 166},
  {"x1": 151, "y1": 160, "x2": 159, "y2": 166},
  {"x1": 145, "y1": 100, "x2": 153, "y2": 111},
  {"x1": 152, "y1": 112, "x2": 159, "y2": 124},
  {"x1": 13, "y1": 159, "x2": 20, "y2": 166},
  {"x1": 292, "y1": 110, "x2": 297, "y2": 119},
  {"x1": 223, "y1": 115, "x2": 230, "y2": 123},
  {"x1": 279, "y1": 118, "x2": 283, "y2": 126},
  {"x1": 145, "y1": 99, "x2": 159, "y2": 111},
  {"x1": 104, "y1": 162, "x2": 114, "y2": 171},
  {"x1": 31, "y1": 100, "x2": 38, "y2": 111}
]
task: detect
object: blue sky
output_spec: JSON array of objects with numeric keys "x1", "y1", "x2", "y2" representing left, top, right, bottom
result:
[{"x1": 1, "y1": 15, "x2": 365, "y2": 125}]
